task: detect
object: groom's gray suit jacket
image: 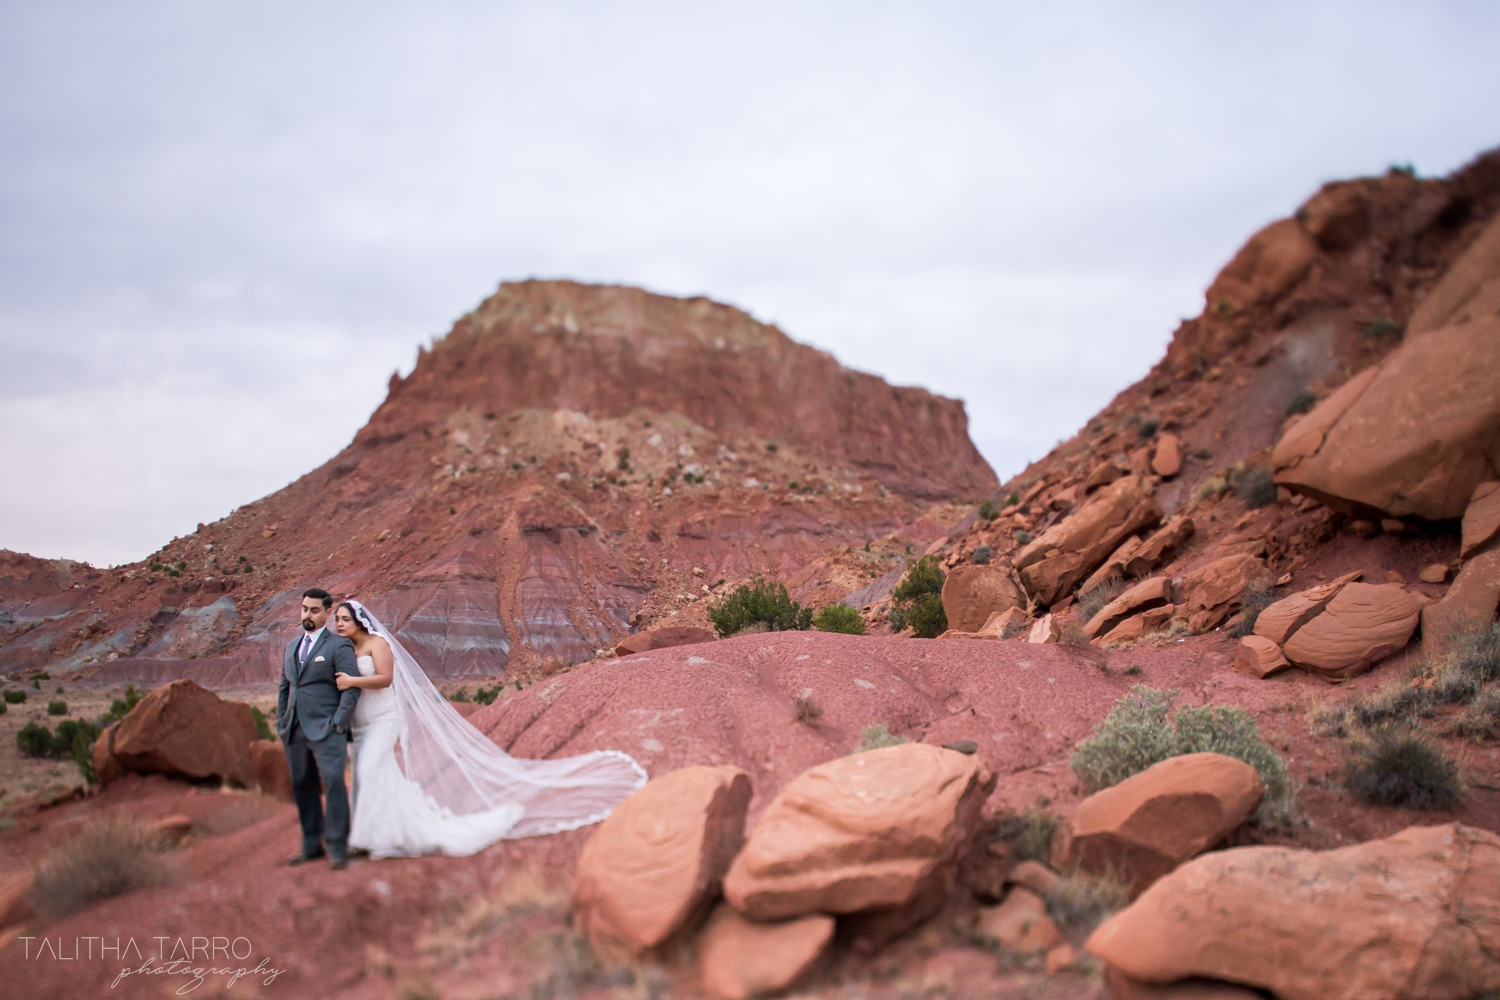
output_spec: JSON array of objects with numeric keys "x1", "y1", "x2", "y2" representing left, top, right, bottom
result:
[{"x1": 277, "y1": 629, "x2": 360, "y2": 742}]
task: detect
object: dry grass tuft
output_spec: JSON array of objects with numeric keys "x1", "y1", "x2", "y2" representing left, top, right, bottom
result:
[
  {"x1": 792, "y1": 688, "x2": 823, "y2": 723},
  {"x1": 992, "y1": 807, "x2": 1062, "y2": 864},
  {"x1": 1045, "y1": 868, "x2": 1131, "y2": 931},
  {"x1": 31, "y1": 814, "x2": 179, "y2": 922}
]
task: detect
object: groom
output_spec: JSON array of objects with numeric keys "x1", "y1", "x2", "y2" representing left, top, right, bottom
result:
[{"x1": 276, "y1": 588, "x2": 361, "y2": 869}]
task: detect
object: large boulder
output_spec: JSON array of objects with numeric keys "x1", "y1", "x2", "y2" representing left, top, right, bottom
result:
[
  {"x1": 1423, "y1": 548, "x2": 1500, "y2": 655},
  {"x1": 1086, "y1": 823, "x2": 1500, "y2": 1000},
  {"x1": 1461, "y1": 481, "x2": 1500, "y2": 559},
  {"x1": 1204, "y1": 218, "x2": 1318, "y2": 313},
  {"x1": 1180, "y1": 555, "x2": 1273, "y2": 632},
  {"x1": 1272, "y1": 314, "x2": 1500, "y2": 521},
  {"x1": 249, "y1": 740, "x2": 294, "y2": 802},
  {"x1": 110, "y1": 680, "x2": 259, "y2": 788},
  {"x1": 573, "y1": 765, "x2": 752, "y2": 954},
  {"x1": 615, "y1": 625, "x2": 717, "y2": 656},
  {"x1": 1252, "y1": 571, "x2": 1362, "y2": 645},
  {"x1": 696, "y1": 905, "x2": 834, "y2": 1000},
  {"x1": 1051, "y1": 753, "x2": 1264, "y2": 895},
  {"x1": 722, "y1": 743, "x2": 995, "y2": 924},
  {"x1": 1280, "y1": 582, "x2": 1422, "y2": 679},
  {"x1": 91, "y1": 721, "x2": 127, "y2": 788},
  {"x1": 941, "y1": 564, "x2": 1025, "y2": 634},
  {"x1": 1407, "y1": 210, "x2": 1500, "y2": 336},
  {"x1": 1017, "y1": 476, "x2": 1162, "y2": 607}
]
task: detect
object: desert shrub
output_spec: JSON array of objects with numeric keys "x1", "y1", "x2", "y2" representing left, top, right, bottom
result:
[
  {"x1": 1045, "y1": 869, "x2": 1131, "y2": 931},
  {"x1": 792, "y1": 689, "x2": 822, "y2": 723},
  {"x1": 1285, "y1": 389, "x2": 1319, "y2": 415},
  {"x1": 250, "y1": 706, "x2": 274, "y2": 741},
  {"x1": 1005, "y1": 490, "x2": 1021, "y2": 506},
  {"x1": 1071, "y1": 687, "x2": 1180, "y2": 791},
  {"x1": 473, "y1": 683, "x2": 503, "y2": 706},
  {"x1": 108, "y1": 684, "x2": 142, "y2": 722},
  {"x1": 47, "y1": 699, "x2": 68, "y2": 716},
  {"x1": 1453, "y1": 687, "x2": 1500, "y2": 741},
  {"x1": 992, "y1": 807, "x2": 1061, "y2": 863},
  {"x1": 4, "y1": 689, "x2": 26, "y2": 704},
  {"x1": 1231, "y1": 467, "x2": 1277, "y2": 508},
  {"x1": 971, "y1": 544, "x2": 993, "y2": 565},
  {"x1": 1228, "y1": 587, "x2": 1275, "y2": 638},
  {"x1": 1013, "y1": 529, "x2": 1032, "y2": 545},
  {"x1": 813, "y1": 603, "x2": 866, "y2": 635},
  {"x1": 978, "y1": 500, "x2": 998, "y2": 522},
  {"x1": 1175, "y1": 704, "x2": 1295, "y2": 826},
  {"x1": 1078, "y1": 574, "x2": 1126, "y2": 623},
  {"x1": 31, "y1": 815, "x2": 178, "y2": 922},
  {"x1": 860, "y1": 723, "x2": 910, "y2": 750},
  {"x1": 1362, "y1": 318, "x2": 1402, "y2": 339},
  {"x1": 18, "y1": 721, "x2": 52, "y2": 758},
  {"x1": 708, "y1": 576, "x2": 813, "y2": 637},
  {"x1": 1072, "y1": 687, "x2": 1295, "y2": 826},
  {"x1": 1137, "y1": 419, "x2": 1160, "y2": 439},
  {"x1": 0, "y1": 701, "x2": 6, "y2": 715},
  {"x1": 890, "y1": 557, "x2": 946, "y2": 638},
  {"x1": 1345, "y1": 727, "x2": 1460, "y2": 810},
  {"x1": 1195, "y1": 476, "x2": 1229, "y2": 501}
]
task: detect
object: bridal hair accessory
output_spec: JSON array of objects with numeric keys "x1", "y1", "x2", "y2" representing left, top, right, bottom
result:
[
  {"x1": 340, "y1": 599, "x2": 646, "y2": 839},
  {"x1": 352, "y1": 603, "x2": 380, "y2": 635}
]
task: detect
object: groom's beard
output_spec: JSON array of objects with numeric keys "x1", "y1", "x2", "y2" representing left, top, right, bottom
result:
[{"x1": 302, "y1": 620, "x2": 318, "y2": 631}]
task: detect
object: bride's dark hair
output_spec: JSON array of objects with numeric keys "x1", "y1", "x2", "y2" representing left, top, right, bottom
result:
[{"x1": 337, "y1": 601, "x2": 371, "y2": 635}]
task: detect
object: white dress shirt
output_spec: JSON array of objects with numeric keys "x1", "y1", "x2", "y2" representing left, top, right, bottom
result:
[{"x1": 298, "y1": 626, "x2": 325, "y2": 663}]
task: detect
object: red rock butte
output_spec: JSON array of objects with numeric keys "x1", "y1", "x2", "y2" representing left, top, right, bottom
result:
[{"x1": 0, "y1": 281, "x2": 995, "y2": 680}]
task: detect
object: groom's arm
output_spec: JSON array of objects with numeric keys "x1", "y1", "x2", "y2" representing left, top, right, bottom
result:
[
  {"x1": 276, "y1": 645, "x2": 291, "y2": 738},
  {"x1": 330, "y1": 638, "x2": 361, "y2": 731}
]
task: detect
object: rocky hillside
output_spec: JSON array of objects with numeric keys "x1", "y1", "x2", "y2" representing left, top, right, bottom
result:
[
  {"x1": 0, "y1": 282, "x2": 995, "y2": 680},
  {"x1": 877, "y1": 147, "x2": 1500, "y2": 657}
]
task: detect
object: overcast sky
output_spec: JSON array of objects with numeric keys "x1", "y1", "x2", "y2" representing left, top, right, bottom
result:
[{"x1": 3, "y1": 2, "x2": 1497, "y2": 567}]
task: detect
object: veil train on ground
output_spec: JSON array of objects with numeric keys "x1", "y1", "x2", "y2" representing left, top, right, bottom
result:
[{"x1": 346, "y1": 600, "x2": 647, "y2": 838}]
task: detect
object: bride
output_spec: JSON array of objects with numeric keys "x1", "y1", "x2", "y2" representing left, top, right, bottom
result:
[{"x1": 330, "y1": 599, "x2": 646, "y2": 858}]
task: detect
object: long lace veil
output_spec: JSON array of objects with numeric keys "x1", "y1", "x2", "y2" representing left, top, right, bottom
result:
[{"x1": 345, "y1": 600, "x2": 647, "y2": 837}]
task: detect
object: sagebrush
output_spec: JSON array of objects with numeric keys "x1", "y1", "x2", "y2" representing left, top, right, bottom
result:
[{"x1": 1345, "y1": 727, "x2": 1460, "y2": 810}]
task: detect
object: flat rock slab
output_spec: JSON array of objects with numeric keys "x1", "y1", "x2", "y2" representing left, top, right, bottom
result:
[
  {"x1": 573, "y1": 765, "x2": 751, "y2": 953},
  {"x1": 1053, "y1": 753, "x2": 1263, "y2": 894}
]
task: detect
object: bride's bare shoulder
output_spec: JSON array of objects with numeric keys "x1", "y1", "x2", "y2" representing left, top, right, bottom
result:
[{"x1": 358, "y1": 635, "x2": 393, "y2": 658}]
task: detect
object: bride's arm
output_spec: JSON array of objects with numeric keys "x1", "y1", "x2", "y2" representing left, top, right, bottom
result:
[{"x1": 335, "y1": 638, "x2": 396, "y2": 690}]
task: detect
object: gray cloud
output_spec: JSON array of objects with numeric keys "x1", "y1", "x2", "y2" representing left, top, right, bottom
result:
[{"x1": 3, "y1": 1, "x2": 1498, "y2": 565}]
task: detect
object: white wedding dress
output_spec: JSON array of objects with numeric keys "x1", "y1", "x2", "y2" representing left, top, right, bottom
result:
[{"x1": 342, "y1": 600, "x2": 646, "y2": 859}]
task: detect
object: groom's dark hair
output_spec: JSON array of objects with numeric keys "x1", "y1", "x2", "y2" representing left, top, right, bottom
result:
[{"x1": 303, "y1": 587, "x2": 333, "y2": 609}]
